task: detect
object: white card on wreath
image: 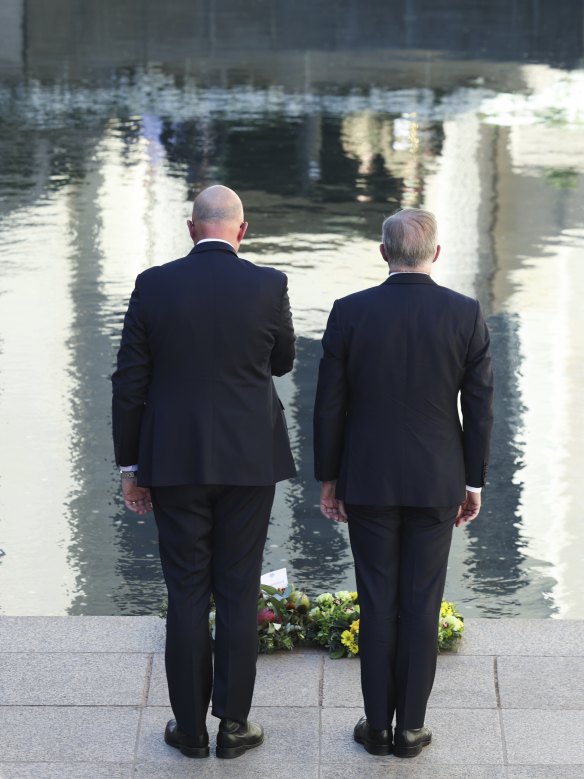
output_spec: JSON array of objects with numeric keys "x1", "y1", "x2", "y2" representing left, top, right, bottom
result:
[{"x1": 260, "y1": 568, "x2": 288, "y2": 589}]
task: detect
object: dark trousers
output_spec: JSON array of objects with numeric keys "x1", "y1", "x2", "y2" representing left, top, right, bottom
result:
[
  {"x1": 151, "y1": 484, "x2": 275, "y2": 737},
  {"x1": 347, "y1": 504, "x2": 457, "y2": 731}
]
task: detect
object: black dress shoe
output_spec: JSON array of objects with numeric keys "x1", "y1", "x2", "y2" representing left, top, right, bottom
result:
[
  {"x1": 216, "y1": 719, "x2": 264, "y2": 759},
  {"x1": 164, "y1": 719, "x2": 209, "y2": 758},
  {"x1": 353, "y1": 715, "x2": 393, "y2": 756},
  {"x1": 393, "y1": 726, "x2": 432, "y2": 758}
]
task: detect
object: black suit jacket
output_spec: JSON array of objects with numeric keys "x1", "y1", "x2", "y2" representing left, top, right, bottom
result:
[
  {"x1": 112, "y1": 241, "x2": 296, "y2": 487},
  {"x1": 314, "y1": 273, "x2": 494, "y2": 506}
]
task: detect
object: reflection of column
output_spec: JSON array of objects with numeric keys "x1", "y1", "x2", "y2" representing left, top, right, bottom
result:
[
  {"x1": 421, "y1": 112, "x2": 550, "y2": 615},
  {"x1": 92, "y1": 116, "x2": 189, "y2": 614},
  {"x1": 497, "y1": 188, "x2": 584, "y2": 616},
  {"x1": 492, "y1": 116, "x2": 584, "y2": 618},
  {"x1": 424, "y1": 116, "x2": 480, "y2": 296},
  {"x1": 0, "y1": 198, "x2": 77, "y2": 615},
  {"x1": 0, "y1": 0, "x2": 24, "y2": 73},
  {"x1": 63, "y1": 162, "x2": 128, "y2": 615}
]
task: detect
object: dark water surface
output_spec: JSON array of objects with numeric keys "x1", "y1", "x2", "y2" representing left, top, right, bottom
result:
[{"x1": 1, "y1": 1, "x2": 583, "y2": 617}]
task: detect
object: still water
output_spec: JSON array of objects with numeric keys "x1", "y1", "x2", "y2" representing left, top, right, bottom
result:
[{"x1": 1, "y1": 0, "x2": 583, "y2": 618}]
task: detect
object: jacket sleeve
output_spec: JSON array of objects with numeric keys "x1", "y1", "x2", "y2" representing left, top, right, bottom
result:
[
  {"x1": 111, "y1": 274, "x2": 152, "y2": 466},
  {"x1": 313, "y1": 300, "x2": 348, "y2": 481},
  {"x1": 270, "y1": 276, "x2": 296, "y2": 377},
  {"x1": 460, "y1": 301, "x2": 494, "y2": 488}
]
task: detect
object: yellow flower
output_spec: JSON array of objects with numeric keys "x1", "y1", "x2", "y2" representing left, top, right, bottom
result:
[
  {"x1": 350, "y1": 592, "x2": 358, "y2": 602},
  {"x1": 340, "y1": 629, "x2": 359, "y2": 655},
  {"x1": 350, "y1": 619, "x2": 360, "y2": 633}
]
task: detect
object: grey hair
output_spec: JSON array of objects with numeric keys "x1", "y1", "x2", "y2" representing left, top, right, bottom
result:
[{"x1": 381, "y1": 208, "x2": 437, "y2": 268}]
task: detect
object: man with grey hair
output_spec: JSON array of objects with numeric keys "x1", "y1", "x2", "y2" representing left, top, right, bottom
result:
[
  {"x1": 112, "y1": 185, "x2": 296, "y2": 759},
  {"x1": 314, "y1": 207, "x2": 493, "y2": 758}
]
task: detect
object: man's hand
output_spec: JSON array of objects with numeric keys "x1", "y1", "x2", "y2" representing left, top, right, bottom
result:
[
  {"x1": 455, "y1": 491, "x2": 481, "y2": 527},
  {"x1": 319, "y1": 481, "x2": 348, "y2": 524},
  {"x1": 122, "y1": 479, "x2": 153, "y2": 515}
]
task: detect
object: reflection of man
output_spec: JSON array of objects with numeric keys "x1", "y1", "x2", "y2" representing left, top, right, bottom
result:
[
  {"x1": 314, "y1": 208, "x2": 493, "y2": 758},
  {"x1": 112, "y1": 185, "x2": 296, "y2": 759}
]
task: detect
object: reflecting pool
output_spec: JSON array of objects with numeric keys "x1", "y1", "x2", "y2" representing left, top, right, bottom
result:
[{"x1": 1, "y1": 0, "x2": 583, "y2": 617}]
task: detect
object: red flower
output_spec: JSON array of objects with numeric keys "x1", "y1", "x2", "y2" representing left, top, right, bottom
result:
[{"x1": 257, "y1": 607, "x2": 279, "y2": 625}]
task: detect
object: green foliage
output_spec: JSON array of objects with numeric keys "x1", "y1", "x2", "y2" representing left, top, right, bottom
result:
[
  {"x1": 305, "y1": 590, "x2": 360, "y2": 658},
  {"x1": 160, "y1": 587, "x2": 464, "y2": 656},
  {"x1": 437, "y1": 601, "x2": 465, "y2": 651},
  {"x1": 544, "y1": 167, "x2": 579, "y2": 190}
]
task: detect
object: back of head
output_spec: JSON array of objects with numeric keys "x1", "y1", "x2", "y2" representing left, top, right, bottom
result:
[
  {"x1": 381, "y1": 208, "x2": 437, "y2": 269},
  {"x1": 192, "y1": 185, "x2": 244, "y2": 227}
]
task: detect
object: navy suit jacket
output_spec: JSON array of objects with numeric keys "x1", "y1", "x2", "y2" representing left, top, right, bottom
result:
[
  {"x1": 112, "y1": 241, "x2": 296, "y2": 487},
  {"x1": 313, "y1": 273, "x2": 494, "y2": 506}
]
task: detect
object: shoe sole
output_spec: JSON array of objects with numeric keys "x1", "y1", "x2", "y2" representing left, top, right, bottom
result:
[
  {"x1": 393, "y1": 736, "x2": 432, "y2": 758},
  {"x1": 354, "y1": 734, "x2": 392, "y2": 756},
  {"x1": 216, "y1": 734, "x2": 264, "y2": 759},
  {"x1": 164, "y1": 735, "x2": 209, "y2": 759}
]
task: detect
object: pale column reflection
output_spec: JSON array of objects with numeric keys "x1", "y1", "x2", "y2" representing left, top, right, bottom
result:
[
  {"x1": 0, "y1": 202, "x2": 78, "y2": 614},
  {"x1": 96, "y1": 116, "x2": 189, "y2": 305},
  {"x1": 424, "y1": 115, "x2": 483, "y2": 299},
  {"x1": 505, "y1": 229, "x2": 584, "y2": 618}
]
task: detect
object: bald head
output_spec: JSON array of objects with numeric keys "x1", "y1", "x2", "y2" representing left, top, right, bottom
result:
[
  {"x1": 188, "y1": 185, "x2": 247, "y2": 249},
  {"x1": 192, "y1": 185, "x2": 243, "y2": 225}
]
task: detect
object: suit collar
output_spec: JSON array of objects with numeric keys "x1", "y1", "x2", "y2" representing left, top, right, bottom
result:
[
  {"x1": 189, "y1": 241, "x2": 238, "y2": 257},
  {"x1": 383, "y1": 273, "x2": 437, "y2": 286}
]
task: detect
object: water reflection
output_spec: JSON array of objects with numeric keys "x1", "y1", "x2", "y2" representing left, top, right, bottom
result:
[{"x1": 1, "y1": 1, "x2": 583, "y2": 617}]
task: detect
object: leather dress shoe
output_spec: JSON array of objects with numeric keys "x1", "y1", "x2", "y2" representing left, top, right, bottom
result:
[
  {"x1": 393, "y1": 726, "x2": 432, "y2": 758},
  {"x1": 164, "y1": 719, "x2": 209, "y2": 758},
  {"x1": 353, "y1": 715, "x2": 393, "y2": 756},
  {"x1": 216, "y1": 719, "x2": 264, "y2": 759}
]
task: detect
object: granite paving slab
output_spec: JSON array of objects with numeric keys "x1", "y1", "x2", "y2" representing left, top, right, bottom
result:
[
  {"x1": 136, "y1": 705, "x2": 320, "y2": 766},
  {"x1": 148, "y1": 651, "x2": 323, "y2": 708},
  {"x1": 322, "y1": 654, "x2": 497, "y2": 710},
  {"x1": 0, "y1": 653, "x2": 149, "y2": 706},
  {"x1": 320, "y1": 707, "x2": 504, "y2": 765},
  {"x1": 253, "y1": 650, "x2": 323, "y2": 707},
  {"x1": 320, "y1": 765, "x2": 506, "y2": 779},
  {"x1": 458, "y1": 619, "x2": 584, "y2": 657},
  {"x1": 506, "y1": 768, "x2": 584, "y2": 778},
  {"x1": 503, "y1": 709, "x2": 584, "y2": 765},
  {"x1": 497, "y1": 656, "x2": 584, "y2": 709},
  {"x1": 322, "y1": 655, "x2": 361, "y2": 707},
  {"x1": 0, "y1": 617, "x2": 165, "y2": 654},
  {"x1": 428, "y1": 655, "x2": 497, "y2": 709},
  {"x1": 0, "y1": 707, "x2": 141, "y2": 762},
  {"x1": 0, "y1": 764, "x2": 132, "y2": 779},
  {"x1": 133, "y1": 761, "x2": 319, "y2": 779}
]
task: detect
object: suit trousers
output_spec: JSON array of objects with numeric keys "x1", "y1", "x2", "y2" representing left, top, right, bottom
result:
[
  {"x1": 151, "y1": 483, "x2": 275, "y2": 736},
  {"x1": 346, "y1": 504, "x2": 457, "y2": 731}
]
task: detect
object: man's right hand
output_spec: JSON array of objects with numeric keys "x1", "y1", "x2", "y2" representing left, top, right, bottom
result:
[
  {"x1": 455, "y1": 491, "x2": 481, "y2": 527},
  {"x1": 319, "y1": 481, "x2": 348, "y2": 524}
]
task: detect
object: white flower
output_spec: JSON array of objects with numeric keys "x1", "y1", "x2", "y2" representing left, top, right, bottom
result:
[{"x1": 316, "y1": 593, "x2": 334, "y2": 606}]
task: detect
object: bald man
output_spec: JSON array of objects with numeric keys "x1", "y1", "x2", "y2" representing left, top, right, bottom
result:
[{"x1": 112, "y1": 185, "x2": 296, "y2": 759}]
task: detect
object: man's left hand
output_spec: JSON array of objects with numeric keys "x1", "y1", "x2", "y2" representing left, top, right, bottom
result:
[{"x1": 122, "y1": 479, "x2": 153, "y2": 515}]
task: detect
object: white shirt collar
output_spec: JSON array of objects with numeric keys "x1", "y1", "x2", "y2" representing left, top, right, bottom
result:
[
  {"x1": 388, "y1": 271, "x2": 430, "y2": 277},
  {"x1": 196, "y1": 238, "x2": 236, "y2": 250}
]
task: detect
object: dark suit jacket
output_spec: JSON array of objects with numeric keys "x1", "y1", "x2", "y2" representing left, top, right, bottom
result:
[
  {"x1": 313, "y1": 273, "x2": 494, "y2": 506},
  {"x1": 112, "y1": 241, "x2": 296, "y2": 487}
]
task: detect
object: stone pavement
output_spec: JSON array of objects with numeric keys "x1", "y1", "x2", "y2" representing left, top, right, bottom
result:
[{"x1": 0, "y1": 617, "x2": 583, "y2": 778}]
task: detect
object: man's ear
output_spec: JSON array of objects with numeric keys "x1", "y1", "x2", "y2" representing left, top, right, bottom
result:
[
  {"x1": 379, "y1": 243, "x2": 388, "y2": 264},
  {"x1": 432, "y1": 244, "x2": 441, "y2": 263},
  {"x1": 238, "y1": 221, "x2": 248, "y2": 244},
  {"x1": 187, "y1": 219, "x2": 197, "y2": 243}
]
